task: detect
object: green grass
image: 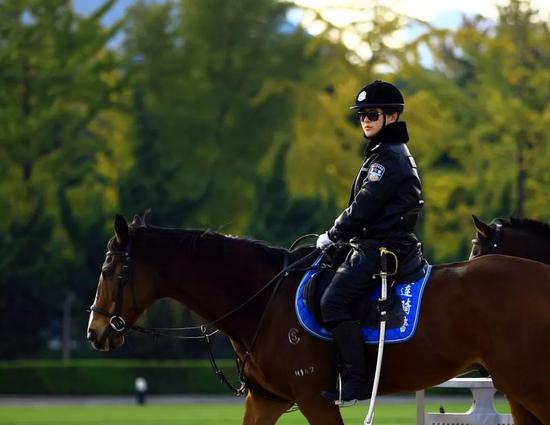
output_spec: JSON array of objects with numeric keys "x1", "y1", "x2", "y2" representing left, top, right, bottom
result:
[{"x1": 0, "y1": 401, "x2": 511, "y2": 424}]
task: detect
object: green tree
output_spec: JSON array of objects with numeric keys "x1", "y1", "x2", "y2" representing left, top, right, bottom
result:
[
  {"x1": 0, "y1": 0, "x2": 127, "y2": 358},
  {"x1": 403, "y1": 0, "x2": 549, "y2": 261},
  {"x1": 248, "y1": 143, "x2": 337, "y2": 247},
  {"x1": 121, "y1": 0, "x2": 314, "y2": 232}
]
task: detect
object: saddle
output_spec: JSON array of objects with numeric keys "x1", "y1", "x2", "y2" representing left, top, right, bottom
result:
[{"x1": 303, "y1": 243, "x2": 428, "y2": 329}]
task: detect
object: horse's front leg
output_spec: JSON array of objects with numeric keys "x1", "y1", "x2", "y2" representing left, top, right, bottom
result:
[
  {"x1": 297, "y1": 395, "x2": 344, "y2": 425},
  {"x1": 242, "y1": 390, "x2": 292, "y2": 425}
]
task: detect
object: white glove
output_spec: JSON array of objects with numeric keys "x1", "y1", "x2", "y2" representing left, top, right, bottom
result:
[{"x1": 316, "y1": 232, "x2": 334, "y2": 250}]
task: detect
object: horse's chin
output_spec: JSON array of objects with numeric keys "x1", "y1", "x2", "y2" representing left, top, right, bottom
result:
[{"x1": 91, "y1": 329, "x2": 125, "y2": 351}]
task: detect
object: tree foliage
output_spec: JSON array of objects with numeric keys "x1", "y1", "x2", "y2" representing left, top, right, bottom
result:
[
  {"x1": 0, "y1": 0, "x2": 127, "y2": 357},
  {"x1": 399, "y1": 0, "x2": 550, "y2": 260}
]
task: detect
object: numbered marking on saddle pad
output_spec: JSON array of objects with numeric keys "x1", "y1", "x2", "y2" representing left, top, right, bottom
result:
[{"x1": 294, "y1": 258, "x2": 432, "y2": 344}]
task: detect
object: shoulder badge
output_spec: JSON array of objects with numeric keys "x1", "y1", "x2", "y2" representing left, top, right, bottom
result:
[{"x1": 367, "y1": 163, "x2": 385, "y2": 182}]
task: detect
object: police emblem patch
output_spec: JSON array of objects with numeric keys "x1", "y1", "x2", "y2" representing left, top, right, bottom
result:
[
  {"x1": 367, "y1": 163, "x2": 385, "y2": 182},
  {"x1": 357, "y1": 91, "x2": 367, "y2": 102}
]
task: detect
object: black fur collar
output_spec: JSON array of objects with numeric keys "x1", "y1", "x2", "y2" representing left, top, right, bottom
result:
[{"x1": 366, "y1": 121, "x2": 409, "y2": 144}]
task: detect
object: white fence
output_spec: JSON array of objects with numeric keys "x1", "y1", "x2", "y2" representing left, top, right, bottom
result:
[{"x1": 416, "y1": 378, "x2": 514, "y2": 425}]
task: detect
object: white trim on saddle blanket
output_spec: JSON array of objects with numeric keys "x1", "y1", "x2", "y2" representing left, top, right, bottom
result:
[{"x1": 295, "y1": 256, "x2": 432, "y2": 344}]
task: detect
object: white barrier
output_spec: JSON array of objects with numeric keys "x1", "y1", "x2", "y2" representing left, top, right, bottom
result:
[{"x1": 416, "y1": 378, "x2": 514, "y2": 425}]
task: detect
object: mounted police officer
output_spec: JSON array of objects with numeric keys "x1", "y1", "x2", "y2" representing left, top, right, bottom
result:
[{"x1": 317, "y1": 80, "x2": 425, "y2": 402}]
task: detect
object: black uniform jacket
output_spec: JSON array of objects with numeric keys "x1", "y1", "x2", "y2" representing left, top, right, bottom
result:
[{"x1": 328, "y1": 121, "x2": 423, "y2": 243}]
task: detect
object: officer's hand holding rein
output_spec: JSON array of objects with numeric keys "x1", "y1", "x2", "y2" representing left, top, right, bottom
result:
[{"x1": 316, "y1": 232, "x2": 335, "y2": 250}]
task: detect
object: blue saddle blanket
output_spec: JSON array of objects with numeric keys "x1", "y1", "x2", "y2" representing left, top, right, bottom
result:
[{"x1": 295, "y1": 256, "x2": 432, "y2": 344}]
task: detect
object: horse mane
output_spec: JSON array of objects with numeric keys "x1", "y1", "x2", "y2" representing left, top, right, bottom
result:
[
  {"x1": 129, "y1": 213, "x2": 315, "y2": 264},
  {"x1": 492, "y1": 217, "x2": 550, "y2": 240}
]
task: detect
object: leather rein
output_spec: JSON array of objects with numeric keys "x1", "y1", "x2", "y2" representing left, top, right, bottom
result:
[{"x1": 89, "y1": 234, "x2": 320, "y2": 395}]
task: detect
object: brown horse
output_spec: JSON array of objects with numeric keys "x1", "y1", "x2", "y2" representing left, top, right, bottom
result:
[
  {"x1": 87, "y1": 214, "x2": 550, "y2": 425},
  {"x1": 470, "y1": 215, "x2": 550, "y2": 424},
  {"x1": 471, "y1": 215, "x2": 550, "y2": 263}
]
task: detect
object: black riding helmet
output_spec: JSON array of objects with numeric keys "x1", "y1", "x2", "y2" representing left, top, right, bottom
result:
[{"x1": 350, "y1": 80, "x2": 404, "y2": 113}]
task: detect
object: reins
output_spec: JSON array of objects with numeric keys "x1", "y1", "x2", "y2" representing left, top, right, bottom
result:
[{"x1": 89, "y1": 233, "x2": 321, "y2": 395}]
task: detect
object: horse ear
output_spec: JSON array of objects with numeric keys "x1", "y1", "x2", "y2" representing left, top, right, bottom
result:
[
  {"x1": 472, "y1": 215, "x2": 493, "y2": 238},
  {"x1": 114, "y1": 214, "x2": 129, "y2": 245}
]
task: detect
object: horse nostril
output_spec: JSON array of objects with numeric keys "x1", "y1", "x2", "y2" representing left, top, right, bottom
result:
[{"x1": 87, "y1": 330, "x2": 96, "y2": 343}]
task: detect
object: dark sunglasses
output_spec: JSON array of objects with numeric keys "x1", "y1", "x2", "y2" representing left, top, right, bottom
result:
[{"x1": 357, "y1": 111, "x2": 384, "y2": 122}]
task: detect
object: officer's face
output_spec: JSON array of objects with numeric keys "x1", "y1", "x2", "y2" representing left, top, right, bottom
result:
[{"x1": 358, "y1": 108, "x2": 397, "y2": 138}]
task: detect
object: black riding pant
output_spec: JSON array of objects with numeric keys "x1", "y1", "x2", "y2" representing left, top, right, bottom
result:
[
  {"x1": 320, "y1": 238, "x2": 414, "y2": 327},
  {"x1": 320, "y1": 242, "x2": 381, "y2": 327}
]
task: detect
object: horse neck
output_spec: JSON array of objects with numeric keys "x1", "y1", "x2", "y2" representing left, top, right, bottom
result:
[
  {"x1": 137, "y1": 229, "x2": 286, "y2": 347},
  {"x1": 507, "y1": 228, "x2": 550, "y2": 264}
]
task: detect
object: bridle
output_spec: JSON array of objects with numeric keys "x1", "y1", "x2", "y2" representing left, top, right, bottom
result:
[
  {"x1": 88, "y1": 232, "x2": 321, "y2": 395},
  {"x1": 472, "y1": 222, "x2": 503, "y2": 255},
  {"x1": 90, "y1": 239, "x2": 138, "y2": 333},
  {"x1": 88, "y1": 241, "x2": 242, "y2": 393}
]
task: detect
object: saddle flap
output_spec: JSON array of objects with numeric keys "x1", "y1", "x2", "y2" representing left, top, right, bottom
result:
[{"x1": 296, "y1": 256, "x2": 432, "y2": 344}]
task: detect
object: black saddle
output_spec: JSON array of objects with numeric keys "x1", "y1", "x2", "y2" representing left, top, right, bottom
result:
[{"x1": 303, "y1": 243, "x2": 428, "y2": 329}]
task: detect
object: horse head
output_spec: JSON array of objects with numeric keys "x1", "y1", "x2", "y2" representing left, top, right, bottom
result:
[
  {"x1": 87, "y1": 213, "x2": 158, "y2": 351},
  {"x1": 471, "y1": 214, "x2": 550, "y2": 265}
]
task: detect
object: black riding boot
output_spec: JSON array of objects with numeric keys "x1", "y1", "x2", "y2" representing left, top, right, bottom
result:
[{"x1": 321, "y1": 320, "x2": 371, "y2": 402}]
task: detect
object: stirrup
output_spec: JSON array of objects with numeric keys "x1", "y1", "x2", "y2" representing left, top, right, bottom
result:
[
  {"x1": 321, "y1": 374, "x2": 361, "y2": 406},
  {"x1": 336, "y1": 373, "x2": 343, "y2": 405}
]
